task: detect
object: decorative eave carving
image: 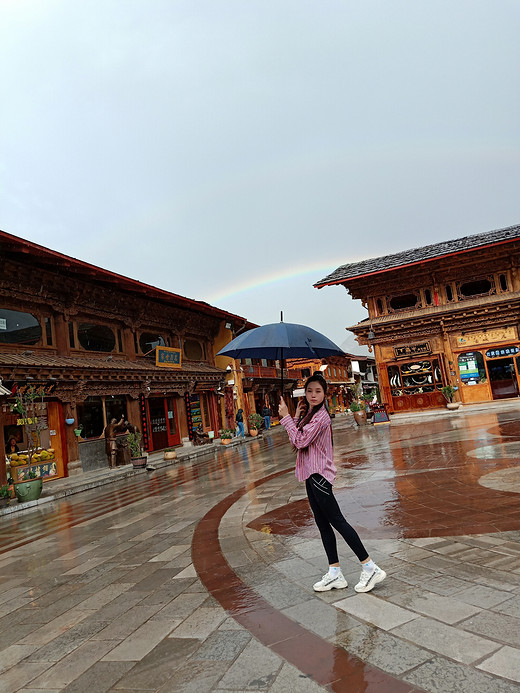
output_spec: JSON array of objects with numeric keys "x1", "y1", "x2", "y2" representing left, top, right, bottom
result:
[{"x1": 2, "y1": 259, "x2": 223, "y2": 338}]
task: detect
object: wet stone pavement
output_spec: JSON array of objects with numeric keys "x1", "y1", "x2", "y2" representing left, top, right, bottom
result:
[{"x1": 1, "y1": 405, "x2": 520, "y2": 692}]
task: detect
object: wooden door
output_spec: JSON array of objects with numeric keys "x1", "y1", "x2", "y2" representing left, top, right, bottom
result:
[{"x1": 147, "y1": 397, "x2": 169, "y2": 450}]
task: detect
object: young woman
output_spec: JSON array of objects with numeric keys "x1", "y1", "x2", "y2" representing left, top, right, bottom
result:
[{"x1": 278, "y1": 373, "x2": 386, "y2": 593}]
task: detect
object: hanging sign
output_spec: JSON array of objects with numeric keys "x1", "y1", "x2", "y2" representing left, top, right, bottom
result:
[{"x1": 156, "y1": 347, "x2": 182, "y2": 368}]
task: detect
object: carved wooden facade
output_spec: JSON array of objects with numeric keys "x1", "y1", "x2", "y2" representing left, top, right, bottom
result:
[
  {"x1": 315, "y1": 224, "x2": 520, "y2": 412},
  {"x1": 0, "y1": 230, "x2": 248, "y2": 484}
]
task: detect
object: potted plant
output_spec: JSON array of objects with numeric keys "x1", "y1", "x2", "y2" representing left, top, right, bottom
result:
[
  {"x1": 219, "y1": 428, "x2": 234, "y2": 445},
  {"x1": 441, "y1": 385, "x2": 460, "y2": 410},
  {"x1": 9, "y1": 386, "x2": 46, "y2": 500},
  {"x1": 13, "y1": 467, "x2": 43, "y2": 503},
  {"x1": 349, "y1": 400, "x2": 367, "y2": 426},
  {"x1": 163, "y1": 447, "x2": 177, "y2": 461},
  {"x1": 127, "y1": 431, "x2": 147, "y2": 468},
  {"x1": 0, "y1": 484, "x2": 10, "y2": 509},
  {"x1": 248, "y1": 412, "x2": 263, "y2": 437}
]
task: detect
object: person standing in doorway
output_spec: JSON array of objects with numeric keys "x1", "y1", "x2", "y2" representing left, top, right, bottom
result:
[
  {"x1": 278, "y1": 372, "x2": 386, "y2": 594},
  {"x1": 262, "y1": 404, "x2": 271, "y2": 430},
  {"x1": 235, "y1": 408, "x2": 245, "y2": 438}
]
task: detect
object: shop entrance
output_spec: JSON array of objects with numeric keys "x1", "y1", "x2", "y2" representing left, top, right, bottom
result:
[
  {"x1": 147, "y1": 397, "x2": 181, "y2": 451},
  {"x1": 488, "y1": 358, "x2": 519, "y2": 399}
]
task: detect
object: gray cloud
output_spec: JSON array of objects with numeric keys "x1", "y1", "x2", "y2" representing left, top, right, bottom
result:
[{"x1": 1, "y1": 1, "x2": 519, "y2": 351}]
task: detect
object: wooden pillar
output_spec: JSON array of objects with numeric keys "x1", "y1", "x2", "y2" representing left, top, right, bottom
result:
[
  {"x1": 54, "y1": 313, "x2": 70, "y2": 356},
  {"x1": 63, "y1": 402, "x2": 81, "y2": 476},
  {"x1": 126, "y1": 398, "x2": 141, "y2": 430},
  {"x1": 122, "y1": 327, "x2": 137, "y2": 362},
  {"x1": 374, "y1": 344, "x2": 393, "y2": 412}
]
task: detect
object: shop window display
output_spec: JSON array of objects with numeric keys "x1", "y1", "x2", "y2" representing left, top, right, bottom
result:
[
  {"x1": 389, "y1": 359, "x2": 443, "y2": 397},
  {"x1": 76, "y1": 396, "x2": 127, "y2": 439},
  {"x1": 458, "y1": 352, "x2": 486, "y2": 384}
]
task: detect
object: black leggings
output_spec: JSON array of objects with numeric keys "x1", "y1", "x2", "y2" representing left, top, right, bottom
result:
[{"x1": 305, "y1": 473, "x2": 369, "y2": 564}]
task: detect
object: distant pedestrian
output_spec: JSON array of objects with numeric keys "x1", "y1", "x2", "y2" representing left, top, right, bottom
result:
[
  {"x1": 278, "y1": 373, "x2": 386, "y2": 594},
  {"x1": 235, "y1": 409, "x2": 245, "y2": 438},
  {"x1": 262, "y1": 405, "x2": 271, "y2": 430}
]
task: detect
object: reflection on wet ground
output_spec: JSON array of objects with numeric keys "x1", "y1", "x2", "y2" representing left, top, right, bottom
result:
[
  {"x1": 249, "y1": 410, "x2": 520, "y2": 539},
  {"x1": 2, "y1": 407, "x2": 520, "y2": 692}
]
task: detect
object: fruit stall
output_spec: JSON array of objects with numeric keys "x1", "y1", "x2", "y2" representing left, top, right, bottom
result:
[{"x1": 8, "y1": 448, "x2": 59, "y2": 482}]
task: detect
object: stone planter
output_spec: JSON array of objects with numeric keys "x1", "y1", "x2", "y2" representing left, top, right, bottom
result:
[
  {"x1": 446, "y1": 402, "x2": 461, "y2": 410},
  {"x1": 14, "y1": 478, "x2": 43, "y2": 503},
  {"x1": 164, "y1": 450, "x2": 177, "y2": 461}
]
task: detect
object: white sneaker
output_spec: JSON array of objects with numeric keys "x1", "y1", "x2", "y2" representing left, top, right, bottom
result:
[
  {"x1": 354, "y1": 565, "x2": 386, "y2": 593},
  {"x1": 313, "y1": 571, "x2": 348, "y2": 592}
]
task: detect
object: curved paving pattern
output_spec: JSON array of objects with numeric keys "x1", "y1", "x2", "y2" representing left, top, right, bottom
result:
[{"x1": 192, "y1": 469, "x2": 424, "y2": 692}]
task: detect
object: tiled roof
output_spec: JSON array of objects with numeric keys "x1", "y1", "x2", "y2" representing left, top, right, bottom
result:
[
  {"x1": 315, "y1": 223, "x2": 520, "y2": 286},
  {"x1": 0, "y1": 353, "x2": 224, "y2": 376}
]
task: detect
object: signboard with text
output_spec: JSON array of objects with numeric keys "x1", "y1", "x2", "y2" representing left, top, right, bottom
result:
[
  {"x1": 456, "y1": 327, "x2": 517, "y2": 347},
  {"x1": 394, "y1": 342, "x2": 432, "y2": 359},
  {"x1": 156, "y1": 347, "x2": 182, "y2": 368}
]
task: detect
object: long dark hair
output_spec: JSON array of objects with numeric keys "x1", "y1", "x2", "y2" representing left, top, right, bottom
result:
[{"x1": 297, "y1": 373, "x2": 330, "y2": 430}]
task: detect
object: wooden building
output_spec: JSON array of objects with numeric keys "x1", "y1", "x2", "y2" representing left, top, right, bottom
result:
[
  {"x1": 315, "y1": 224, "x2": 520, "y2": 413},
  {"x1": 287, "y1": 354, "x2": 378, "y2": 412},
  {"x1": 0, "y1": 230, "x2": 249, "y2": 485}
]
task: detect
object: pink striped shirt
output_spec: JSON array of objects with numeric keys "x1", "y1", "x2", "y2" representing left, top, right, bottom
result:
[{"x1": 280, "y1": 407, "x2": 336, "y2": 484}]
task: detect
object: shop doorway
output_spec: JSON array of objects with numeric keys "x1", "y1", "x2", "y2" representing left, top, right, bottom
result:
[
  {"x1": 488, "y1": 358, "x2": 519, "y2": 399},
  {"x1": 147, "y1": 397, "x2": 181, "y2": 450}
]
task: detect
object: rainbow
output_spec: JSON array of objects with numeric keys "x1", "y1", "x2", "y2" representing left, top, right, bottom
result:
[{"x1": 205, "y1": 257, "x2": 367, "y2": 303}]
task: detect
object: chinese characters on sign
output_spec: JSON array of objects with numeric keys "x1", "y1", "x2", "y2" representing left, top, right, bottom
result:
[
  {"x1": 394, "y1": 342, "x2": 432, "y2": 359},
  {"x1": 457, "y1": 327, "x2": 517, "y2": 347},
  {"x1": 486, "y1": 346, "x2": 520, "y2": 359},
  {"x1": 156, "y1": 347, "x2": 182, "y2": 368}
]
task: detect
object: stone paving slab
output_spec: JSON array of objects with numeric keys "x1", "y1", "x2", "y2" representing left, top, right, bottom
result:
[
  {"x1": 390, "y1": 616, "x2": 501, "y2": 664},
  {"x1": 477, "y1": 645, "x2": 520, "y2": 683}
]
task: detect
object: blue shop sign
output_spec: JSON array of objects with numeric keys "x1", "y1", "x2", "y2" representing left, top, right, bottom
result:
[
  {"x1": 485, "y1": 346, "x2": 519, "y2": 359},
  {"x1": 156, "y1": 347, "x2": 182, "y2": 368}
]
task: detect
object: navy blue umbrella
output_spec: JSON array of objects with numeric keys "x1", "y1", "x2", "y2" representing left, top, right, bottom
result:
[{"x1": 217, "y1": 319, "x2": 344, "y2": 393}]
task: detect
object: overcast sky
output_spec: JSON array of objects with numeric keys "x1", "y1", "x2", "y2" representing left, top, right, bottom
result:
[{"x1": 1, "y1": 1, "x2": 519, "y2": 354}]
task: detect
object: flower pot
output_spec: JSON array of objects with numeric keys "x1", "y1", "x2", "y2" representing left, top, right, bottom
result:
[
  {"x1": 446, "y1": 402, "x2": 461, "y2": 410},
  {"x1": 0, "y1": 497, "x2": 9, "y2": 509},
  {"x1": 249, "y1": 428, "x2": 258, "y2": 437},
  {"x1": 65, "y1": 418, "x2": 75, "y2": 425},
  {"x1": 131, "y1": 455, "x2": 147, "y2": 468},
  {"x1": 221, "y1": 439, "x2": 231, "y2": 445},
  {"x1": 353, "y1": 411, "x2": 367, "y2": 426},
  {"x1": 164, "y1": 450, "x2": 177, "y2": 460},
  {"x1": 14, "y1": 478, "x2": 43, "y2": 503}
]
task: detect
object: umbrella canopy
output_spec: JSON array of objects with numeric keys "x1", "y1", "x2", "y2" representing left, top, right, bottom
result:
[{"x1": 217, "y1": 322, "x2": 344, "y2": 361}]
